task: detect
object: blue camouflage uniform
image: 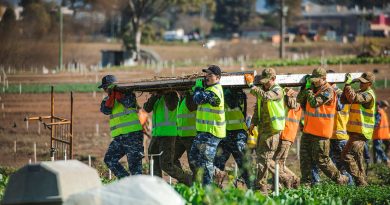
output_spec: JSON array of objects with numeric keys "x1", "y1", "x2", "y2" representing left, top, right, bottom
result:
[
  {"x1": 189, "y1": 84, "x2": 223, "y2": 185},
  {"x1": 214, "y1": 88, "x2": 251, "y2": 187},
  {"x1": 101, "y1": 93, "x2": 144, "y2": 178}
]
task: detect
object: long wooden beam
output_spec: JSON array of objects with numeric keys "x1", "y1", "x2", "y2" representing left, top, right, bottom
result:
[{"x1": 116, "y1": 71, "x2": 362, "y2": 92}]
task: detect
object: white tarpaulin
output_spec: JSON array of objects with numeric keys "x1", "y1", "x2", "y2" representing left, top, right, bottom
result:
[{"x1": 64, "y1": 176, "x2": 185, "y2": 205}]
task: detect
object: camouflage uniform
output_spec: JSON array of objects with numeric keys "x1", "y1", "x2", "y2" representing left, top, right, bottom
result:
[
  {"x1": 100, "y1": 90, "x2": 144, "y2": 178},
  {"x1": 104, "y1": 131, "x2": 144, "y2": 178},
  {"x1": 189, "y1": 70, "x2": 224, "y2": 185},
  {"x1": 297, "y1": 75, "x2": 345, "y2": 185},
  {"x1": 329, "y1": 85, "x2": 353, "y2": 184},
  {"x1": 189, "y1": 132, "x2": 222, "y2": 184},
  {"x1": 340, "y1": 80, "x2": 374, "y2": 186},
  {"x1": 214, "y1": 88, "x2": 251, "y2": 187},
  {"x1": 268, "y1": 93, "x2": 300, "y2": 188},
  {"x1": 144, "y1": 93, "x2": 192, "y2": 185},
  {"x1": 214, "y1": 130, "x2": 251, "y2": 186},
  {"x1": 250, "y1": 82, "x2": 284, "y2": 190}
]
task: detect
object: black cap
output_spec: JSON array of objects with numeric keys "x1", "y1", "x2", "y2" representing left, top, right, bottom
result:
[
  {"x1": 98, "y1": 75, "x2": 117, "y2": 89},
  {"x1": 202, "y1": 65, "x2": 222, "y2": 76}
]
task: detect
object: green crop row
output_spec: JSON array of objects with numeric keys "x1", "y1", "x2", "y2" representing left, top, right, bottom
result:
[
  {"x1": 1, "y1": 83, "x2": 102, "y2": 94},
  {"x1": 174, "y1": 183, "x2": 390, "y2": 205},
  {"x1": 252, "y1": 56, "x2": 390, "y2": 68}
]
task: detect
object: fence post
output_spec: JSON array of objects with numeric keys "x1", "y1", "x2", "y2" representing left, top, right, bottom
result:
[
  {"x1": 37, "y1": 121, "x2": 41, "y2": 135},
  {"x1": 14, "y1": 141, "x2": 16, "y2": 161},
  {"x1": 95, "y1": 123, "x2": 99, "y2": 137},
  {"x1": 33, "y1": 142, "x2": 37, "y2": 163}
]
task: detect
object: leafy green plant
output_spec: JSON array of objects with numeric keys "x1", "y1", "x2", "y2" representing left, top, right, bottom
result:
[{"x1": 174, "y1": 182, "x2": 390, "y2": 205}]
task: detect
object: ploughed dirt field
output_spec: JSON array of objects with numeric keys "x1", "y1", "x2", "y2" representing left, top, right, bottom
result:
[{"x1": 0, "y1": 64, "x2": 389, "y2": 173}]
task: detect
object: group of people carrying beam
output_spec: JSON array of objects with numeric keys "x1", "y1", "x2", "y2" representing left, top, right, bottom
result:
[{"x1": 98, "y1": 65, "x2": 389, "y2": 194}]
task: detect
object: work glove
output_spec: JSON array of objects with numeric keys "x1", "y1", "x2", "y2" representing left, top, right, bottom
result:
[
  {"x1": 192, "y1": 78, "x2": 203, "y2": 92},
  {"x1": 304, "y1": 75, "x2": 312, "y2": 90},
  {"x1": 345, "y1": 73, "x2": 353, "y2": 85},
  {"x1": 245, "y1": 74, "x2": 254, "y2": 87},
  {"x1": 248, "y1": 124, "x2": 256, "y2": 136}
]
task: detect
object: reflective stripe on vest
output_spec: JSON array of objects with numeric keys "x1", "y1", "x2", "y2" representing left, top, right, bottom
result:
[
  {"x1": 177, "y1": 98, "x2": 197, "y2": 137},
  {"x1": 110, "y1": 109, "x2": 137, "y2": 119},
  {"x1": 303, "y1": 83, "x2": 337, "y2": 138},
  {"x1": 374, "y1": 108, "x2": 390, "y2": 140},
  {"x1": 347, "y1": 88, "x2": 376, "y2": 139},
  {"x1": 196, "y1": 83, "x2": 226, "y2": 138},
  {"x1": 109, "y1": 100, "x2": 142, "y2": 138},
  {"x1": 225, "y1": 104, "x2": 247, "y2": 131},
  {"x1": 152, "y1": 97, "x2": 178, "y2": 137},
  {"x1": 280, "y1": 106, "x2": 302, "y2": 142},
  {"x1": 257, "y1": 84, "x2": 285, "y2": 131},
  {"x1": 331, "y1": 104, "x2": 350, "y2": 140}
]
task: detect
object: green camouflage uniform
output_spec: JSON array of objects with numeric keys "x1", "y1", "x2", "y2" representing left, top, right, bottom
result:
[
  {"x1": 268, "y1": 93, "x2": 300, "y2": 188},
  {"x1": 297, "y1": 72, "x2": 344, "y2": 185},
  {"x1": 251, "y1": 83, "x2": 283, "y2": 190},
  {"x1": 340, "y1": 83, "x2": 374, "y2": 186}
]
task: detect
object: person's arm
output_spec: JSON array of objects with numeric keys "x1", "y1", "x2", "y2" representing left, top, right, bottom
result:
[
  {"x1": 250, "y1": 85, "x2": 283, "y2": 101},
  {"x1": 251, "y1": 101, "x2": 259, "y2": 126},
  {"x1": 185, "y1": 93, "x2": 197, "y2": 112},
  {"x1": 118, "y1": 92, "x2": 137, "y2": 108},
  {"x1": 343, "y1": 85, "x2": 374, "y2": 109},
  {"x1": 143, "y1": 94, "x2": 160, "y2": 113},
  {"x1": 305, "y1": 87, "x2": 334, "y2": 108},
  {"x1": 193, "y1": 88, "x2": 221, "y2": 107},
  {"x1": 100, "y1": 96, "x2": 112, "y2": 115},
  {"x1": 286, "y1": 95, "x2": 298, "y2": 110}
]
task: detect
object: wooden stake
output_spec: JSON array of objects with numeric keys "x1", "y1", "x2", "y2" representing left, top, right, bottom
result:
[
  {"x1": 95, "y1": 123, "x2": 99, "y2": 136},
  {"x1": 88, "y1": 155, "x2": 91, "y2": 167},
  {"x1": 33, "y1": 142, "x2": 37, "y2": 163}
]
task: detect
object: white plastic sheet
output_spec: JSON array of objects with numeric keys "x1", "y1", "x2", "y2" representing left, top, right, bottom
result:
[{"x1": 64, "y1": 175, "x2": 185, "y2": 205}]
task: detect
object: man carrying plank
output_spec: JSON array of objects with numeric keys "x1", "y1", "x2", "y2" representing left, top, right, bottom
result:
[
  {"x1": 189, "y1": 65, "x2": 226, "y2": 185},
  {"x1": 341, "y1": 72, "x2": 376, "y2": 186},
  {"x1": 99, "y1": 75, "x2": 144, "y2": 178},
  {"x1": 245, "y1": 68, "x2": 286, "y2": 193},
  {"x1": 297, "y1": 67, "x2": 348, "y2": 186}
]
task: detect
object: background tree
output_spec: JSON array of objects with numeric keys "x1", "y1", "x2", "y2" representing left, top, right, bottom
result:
[
  {"x1": 0, "y1": 7, "x2": 17, "y2": 36},
  {"x1": 119, "y1": 0, "x2": 206, "y2": 62},
  {"x1": 20, "y1": 0, "x2": 51, "y2": 38},
  {"x1": 213, "y1": 0, "x2": 256, "y2": 35}
]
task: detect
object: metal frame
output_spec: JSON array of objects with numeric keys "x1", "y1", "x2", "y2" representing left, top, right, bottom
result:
[{"x1": 25, "y1": 86, "x2": 73, "y2": 160}]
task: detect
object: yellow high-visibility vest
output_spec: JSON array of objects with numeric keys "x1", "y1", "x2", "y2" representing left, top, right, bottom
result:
[
  {"x1": 196, "y1": 83, "x2": 226, "y2": 138},
  {"x1": 347, "y1": 88, "x2": 376, "y2": 139}
]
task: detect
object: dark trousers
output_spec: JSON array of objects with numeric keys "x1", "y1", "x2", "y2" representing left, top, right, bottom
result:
[
  {"x1": 104, "y1": 131, "x2": 144, "y2": 178},
  {"x1": 148, "y1": 136, "x2": 192, "y2": 185}
]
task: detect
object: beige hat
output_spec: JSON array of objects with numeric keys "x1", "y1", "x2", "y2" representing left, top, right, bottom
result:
[
  {"x1": 355, "y1": 72, "x2": 375, "y2": 83},
  {"x1": 310, "y1": 67, "x2": 327, "y2": 83},
  {"x1": 259, "y1": 68, "x2": 276, "y2": 84}
]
